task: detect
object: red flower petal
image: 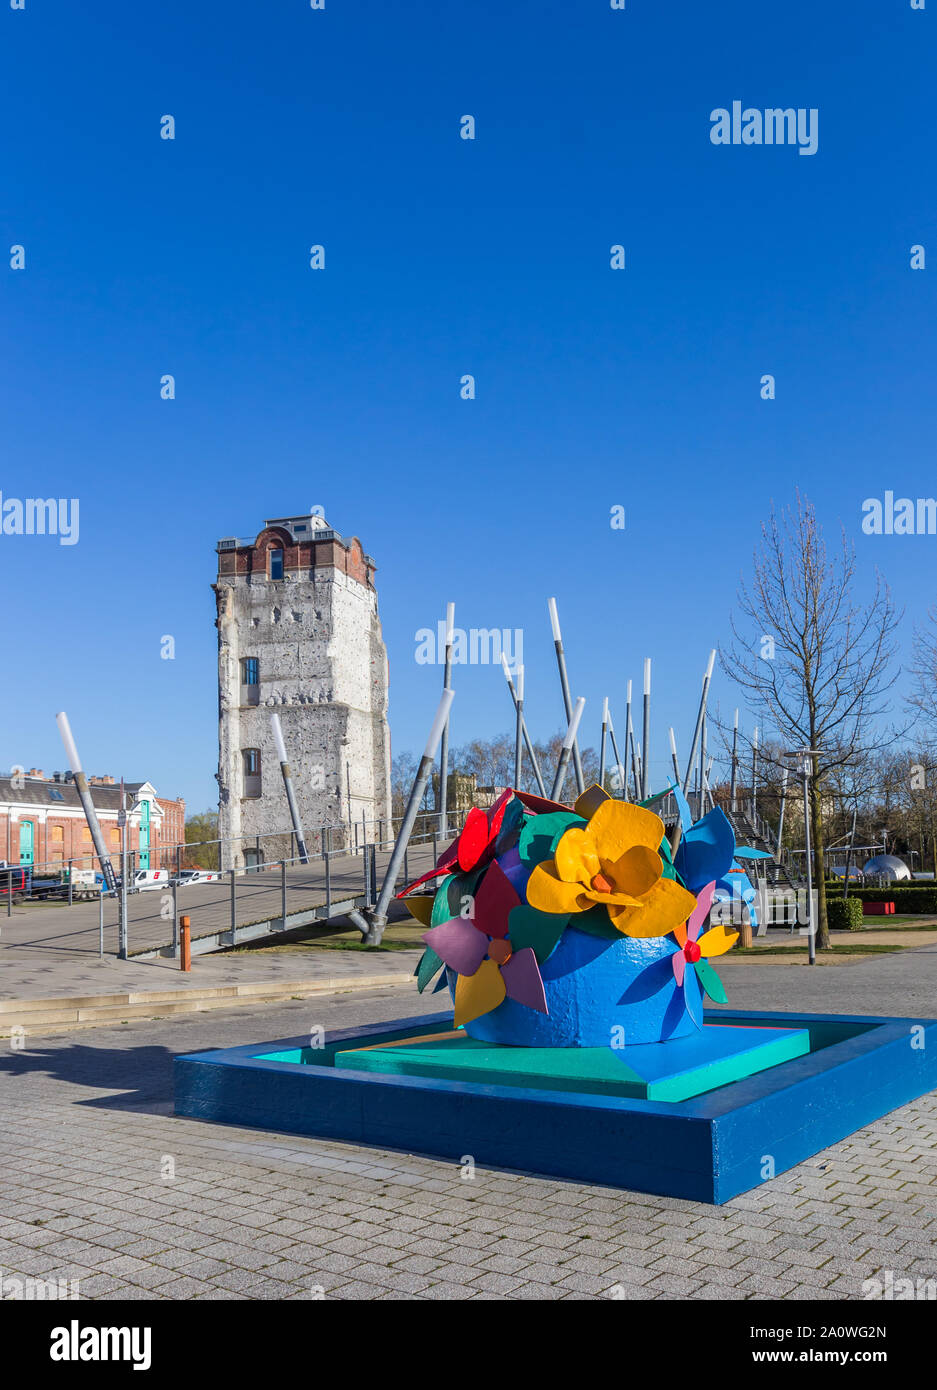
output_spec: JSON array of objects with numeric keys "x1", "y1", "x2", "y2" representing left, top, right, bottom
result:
[{"x1": 458, "y1": 807, "x2": 490, "y2": 871}]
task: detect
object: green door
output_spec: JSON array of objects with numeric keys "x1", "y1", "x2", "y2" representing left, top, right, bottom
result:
[
  {"x1": 19, "y1": 820, "x2": 34, "y2": 866},
  {"x1": 139, "y1": 800, "x2": 150, "y2": 870}
]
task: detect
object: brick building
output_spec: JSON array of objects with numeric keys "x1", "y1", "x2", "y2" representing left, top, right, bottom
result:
[{"x1": 0, "y1": 771, "x2": 185, "y2": 874}]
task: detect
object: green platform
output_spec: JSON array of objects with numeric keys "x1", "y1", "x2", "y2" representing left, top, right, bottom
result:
[{"x1": 333, "y1": 1022, "x2": 811, "y2": 1104}]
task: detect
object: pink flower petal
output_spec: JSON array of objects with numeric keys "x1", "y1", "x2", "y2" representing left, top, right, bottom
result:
[
  {"x1": 500, "y1": 947, "x2": 548, "y2": 1014},
  {"x1": 687, "y1": 880, "x2": 716, "y2": 942},
  {"x1": 672, "y1": 951, "x2": 686, "y2": 987},
  {"x1": 423, "y1": 919, "x2": 488, "y2": 976}
]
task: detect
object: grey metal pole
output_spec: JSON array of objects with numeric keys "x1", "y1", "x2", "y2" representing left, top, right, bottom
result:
[
  {"x1": 599, "y1": 697, "x2": 608, "y2": 790},
  {"x1": 365, "y1": 689, "x2": 455, "y2": 942},
  {"x1": 172, "y1": 877, "x2": 178, "y2": 957},
  {"x1": 681, "y1": 650, "x2": 716, "y2": 796},
  {"x1": 626, "y1": 681, "x2": 640, "y2": 801},
  {"x1": 843, "y1": 806, "x2": 858, "y2": 900},
  {"x1": 119, "y1": 780, "x2": 128, "y2": 960},
  {"x1": 514, "y1": 663, "x2": 524, "y2": 789},
  {"x1": 281, "y1": 859, "x2": 287, "y2": 932},
  {"x1": 802, "y1": 758, "x2": 815, "y2": 965},
  {"x1": 641, "y1": 659, "x2": 651, "y2": 800},
  {"x1": 752, "y1": 725, "x2": 759, "y2": 821},
  {"x1": 438, "y1": 602, "x2": 454, "y2": 836},
  {"x1": 729, "y1": 708, "x2": 739, "y2": 813},
  {"x1": 55, "y1": 713, "x2": 117, "y2": 893},
  {"x1": 606, "y1": 711, "x2": 620, "y2": 800},
  {"x1": 67, "y1": 858, "x2": 73, "y2": 907},
  {"x1": 99, "y1": 884, "x2": 105, "y2": 958},
  {"x1": 6, "y1": 868, "x2": 10, "y2": 918},
  {"x1": 271, "y1": 714, "x2": 309, "y2": 865},
  {"x1": 776, "y1": 767, "x2": 789, "y2": 858},
  {"x1": 699, "y1": 707, "x2": 707, "y2": 816},
  {"x1": 548, "y1": 598, "x2": 585, "y2": 795},
  {"x1": 229, "y1": 867, "x2": 236, "y2": 946},
  {"x1": 668, "y1": 727, "x2": 681, "y2": 788},
  {"x1": 551, "y1": 698, "x2": 586, "y2": 802},
  {"x1": 500, "y1": 655, "x2": 545, "y2": 796}
]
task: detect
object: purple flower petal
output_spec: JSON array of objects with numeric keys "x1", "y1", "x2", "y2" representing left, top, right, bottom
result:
[
  {"x1": 500, "y1": 947, "x2": 548, "y2": 1014},
  {"x1": 423, "y1": 919, "x2": 487, "y2": 976}
]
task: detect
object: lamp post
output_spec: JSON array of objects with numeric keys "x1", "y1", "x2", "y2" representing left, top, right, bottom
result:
[{"x1": 785, "y1": 749, "x2": 820, "y2": 965}]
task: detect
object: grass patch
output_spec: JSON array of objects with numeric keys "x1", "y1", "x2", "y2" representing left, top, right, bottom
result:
[
  {"x1": 227, "y1": 916, "x2": 425, "y2": 955},
  {"x1": 734, "y1": 943, "x2": 903, "y2": 957}
]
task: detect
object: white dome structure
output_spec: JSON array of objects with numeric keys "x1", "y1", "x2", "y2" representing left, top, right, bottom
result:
[{"x1": 861, "y1": 854, "x2": 912, "y2": 882}]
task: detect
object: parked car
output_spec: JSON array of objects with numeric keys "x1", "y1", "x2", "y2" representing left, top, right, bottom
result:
[
  {"x1": 175, "y1": 869, "x2": 222, "y2": 885},
  {"x1": 0, "y1": 866, "x2": 31, "y2": 903},
  {"x1": 132, "y1": 869, "x2": 172, "y2": 892}
]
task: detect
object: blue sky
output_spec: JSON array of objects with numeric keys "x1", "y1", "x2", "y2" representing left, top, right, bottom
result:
[{"x1": 1, "y1": 0, "x2": 934, "y2": 811}]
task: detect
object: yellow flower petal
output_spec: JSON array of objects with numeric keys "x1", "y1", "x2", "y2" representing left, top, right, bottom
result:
[
  {"x1": 573, "y1": 784, "x2": 610, "y2": 819},
  {"x1": 582, "y1": 889, "x2": 644, "y2": 907},
  {"x1": 454, "y1": 959, "x2": 506, "y2": 1026},
  {"x1": 586, "y1": 799, "x2": 665, "y2": 862},
  {"x1": 403, "y1": 895, "x2": 435, "y2": 928},
  {"x1": 698, "y1": 925, "x2": 739, "y2": 958},
  {"x1": 554, "y1": 826, "x2": 600, "y2": 885},
  {"x1": 607, "y1": 844, "x2": 662, "y2": 897},
  {"x1": 526, "y1": 862, "x2": 591, "y2": 915},
  {"x1": 609, "y1": 876, "x2": 698, "y2": 939}
]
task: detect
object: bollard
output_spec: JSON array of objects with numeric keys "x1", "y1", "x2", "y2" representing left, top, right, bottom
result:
[{"x1": 180, "y1": 914, "x2": 191, "y2": 972}]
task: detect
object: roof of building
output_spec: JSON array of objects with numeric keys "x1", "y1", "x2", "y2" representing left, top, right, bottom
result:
[{"x1": 0, "y1": 777, "x2": 180, "y2": 811}]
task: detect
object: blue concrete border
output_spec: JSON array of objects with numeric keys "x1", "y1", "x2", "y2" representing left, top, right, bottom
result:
[{"x1": 173, "y1": 1009, "x2": 937, "y2": 1204}]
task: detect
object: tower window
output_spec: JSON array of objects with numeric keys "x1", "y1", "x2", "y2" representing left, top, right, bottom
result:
[
  {"x1": 240, "y1": 656, "x2": 260, "y2": 704},
  {"x1": 242, "y1": 748, "x2": 262, "y2": 798},
  {"x1": 269, "y1": 548, "x2": 284, "y2": 580}
]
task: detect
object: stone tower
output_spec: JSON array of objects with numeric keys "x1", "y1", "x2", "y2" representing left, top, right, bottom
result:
[{"x1": 213, "y1": 511, "x2": 391, "y2": 870}]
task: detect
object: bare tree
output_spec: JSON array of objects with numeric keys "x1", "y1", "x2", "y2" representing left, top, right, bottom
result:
[
  {"x1": 909, "y1": 608, "x2": 937, "y2": 726},
  {"x1": 720, "y1": 492, "x2": 901, "y2": 947}
]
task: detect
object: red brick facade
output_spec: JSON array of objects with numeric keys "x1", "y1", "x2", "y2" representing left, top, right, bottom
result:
[{"x1": 0, "y1": 774, "x2": 185, "y2": 874}]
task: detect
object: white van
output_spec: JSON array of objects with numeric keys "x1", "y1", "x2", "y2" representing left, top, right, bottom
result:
[{"x1": 133, "y1": 869, "x2": 171, "y2": 892}]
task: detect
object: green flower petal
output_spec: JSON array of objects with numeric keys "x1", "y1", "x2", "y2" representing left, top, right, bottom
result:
[
  {"x1": 416, "y1": 947, "x2": 446, "y2": 993},
  {"x1": 694, "y1": 957, "x2": 728, "y2": 1004},
  {"x1": 507, "y1": 905, "x2": 568, "y2": 964},
  {"x1": 518, "y1": 811, "x2": 585, "y2": 867},
  {"x1": 572, "y1": 903, "x2": 623, "y2": 940}
]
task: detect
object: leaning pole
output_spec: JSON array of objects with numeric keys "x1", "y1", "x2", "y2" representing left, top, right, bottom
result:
[
  {"x1": 55, "y1": 712, "x2": 117, "y2": 895},
  {"x1": 270, "y1": 713, "x2": 309, "y2": 865},
  {"x1": 356, "y1": 689, "x2": 455, "y2": 946}
]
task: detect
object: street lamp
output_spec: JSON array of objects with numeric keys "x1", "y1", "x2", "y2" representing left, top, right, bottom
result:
[{"x1": 784, "y1": 748, "x2": 820, "y2": 965}]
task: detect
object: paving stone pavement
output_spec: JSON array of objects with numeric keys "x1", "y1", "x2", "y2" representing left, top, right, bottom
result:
[{"x1": 2, "y1": 972, "x2": 937, "y2": 1301}]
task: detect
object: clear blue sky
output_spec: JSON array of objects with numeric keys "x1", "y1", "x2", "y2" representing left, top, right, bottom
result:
[{"x1": 1, "y1": 0, "x2": 934, "y2": 812}]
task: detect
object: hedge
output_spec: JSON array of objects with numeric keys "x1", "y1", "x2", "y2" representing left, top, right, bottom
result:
[
  {"x1": 824, "y1": 884, "x2": 937, "y2": 913},
  {"x1": 827, "y1": 897, "x2": 864, "y2": 932}
]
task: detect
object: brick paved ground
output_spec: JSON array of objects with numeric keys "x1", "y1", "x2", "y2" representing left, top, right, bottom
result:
[{"x1": 3, "y1": 958, "x2": 937, "y2": 1301}]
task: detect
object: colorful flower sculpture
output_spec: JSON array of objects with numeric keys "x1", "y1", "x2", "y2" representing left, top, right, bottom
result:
[{"x1": 401, "y1": 781, "x2": 751, "y2": 1048}]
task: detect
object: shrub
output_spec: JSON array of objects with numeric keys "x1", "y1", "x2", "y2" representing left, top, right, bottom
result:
[{"x1": 827, "y1": 897, "x2": 864, "y2": 932}]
